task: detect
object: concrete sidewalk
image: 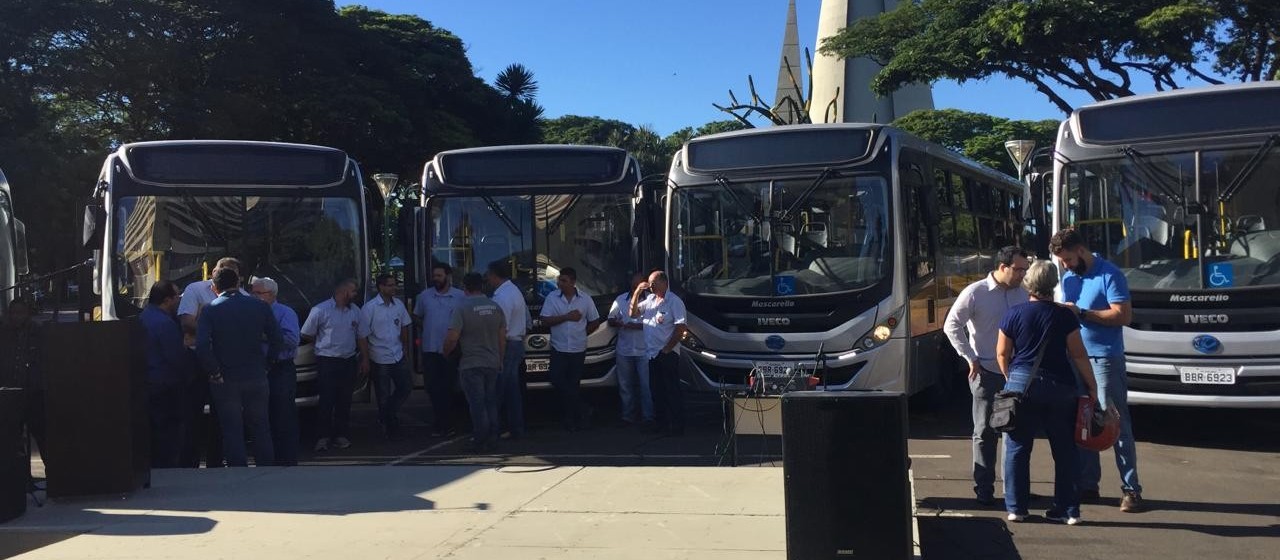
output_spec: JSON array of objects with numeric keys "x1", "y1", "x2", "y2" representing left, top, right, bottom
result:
[{"x1": 4, "y1": 466, "x2": 799, "y2": 559}]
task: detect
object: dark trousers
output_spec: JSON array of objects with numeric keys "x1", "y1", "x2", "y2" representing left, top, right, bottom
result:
[
  {"x1": 423, "y1": 352, "x2": 459, "y2": 432},
  {"x1": 316, "y1": 355, "x2": 357, "y2": 441},
  {"x1": 25, "y1": 387, "x2": 46, "y2": 465},
  {"x1": 648, "y1": 352, "x2": 684, "y2": 433},
  {"x1": 549, "y1": 350, "x2": 587, "y2": 430},
  {"x1": 210, "y1": 377, "x2": 274, "y2": 467},
  {"x1": 373, "y1": 358, "x2": 412, "y2": 435},
  {"x1": 267, "y1": 361, "x2": 299, "y2": 466},
  {"x1": 181, "y1": 353, "x2": 223, "y2": 468},
  {"x1": 499, "y1": 341, "x2": 527, "y2": 437},
  {"x1": 148, "y1": 382, "x2": 187, "y2": 468}
]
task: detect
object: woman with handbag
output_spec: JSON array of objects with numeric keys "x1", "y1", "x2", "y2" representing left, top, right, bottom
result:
[{"x1": 996, "y1": 260, "x2": 1099, "y2": 525}]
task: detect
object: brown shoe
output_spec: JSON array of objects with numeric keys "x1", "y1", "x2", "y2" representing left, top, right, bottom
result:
[{"x1": 1120, "y1": 491, "x2": 1145, "y2": 513}]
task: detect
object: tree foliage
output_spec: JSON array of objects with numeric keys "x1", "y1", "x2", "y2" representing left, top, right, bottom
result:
[
  {"x1": 819, "y1": 0, "x2": 1278, "y2": 114},
  {"x1": 542, "y1": 117, "x2": 747, "y2": 176},
  {"x1": 891, "y1": 109, "x2": 1058, "y2": 176}
]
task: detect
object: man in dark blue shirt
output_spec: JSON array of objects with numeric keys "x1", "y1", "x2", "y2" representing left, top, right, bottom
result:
[
  {"x1": 140, "y1": 281, "x2": 189, "y2": 467},
  {"x1": 196, "y1": 268, "x2": 283, "y2": 467}
]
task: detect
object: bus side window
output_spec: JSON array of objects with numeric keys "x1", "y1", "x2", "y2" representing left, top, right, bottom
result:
[{"x1": 903, "y1": 163, "x2": 935, "y2": 284}]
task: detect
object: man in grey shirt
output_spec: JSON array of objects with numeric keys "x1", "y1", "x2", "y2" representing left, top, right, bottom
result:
[
  {"x1": 443, "y1": 272, "x2": 506, "y2": 452},
  {"x1": 943, "y1": 246, "x2": 1030, "y2": 506}
]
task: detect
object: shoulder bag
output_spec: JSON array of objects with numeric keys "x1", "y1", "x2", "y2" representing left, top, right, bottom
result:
[{"x1": 989, "y1": 342, "x2": 1048, "y2": 433}]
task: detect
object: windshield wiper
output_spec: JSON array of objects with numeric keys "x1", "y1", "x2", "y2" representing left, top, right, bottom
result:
[
  {"x1": 178, "y1": 190, "x2": 231, "y2": 245},
  {"x1": 776, "y1": 168, "x2": 837, "y2": 224},
  {"x1": 479, "y1": 191, "x2": 522, "y2": 237},
  {"x1": 1219, "y1": 134, "x2": 1278, "y2": 203},
  {"x1": 546, "y1": 194, "x2": 582, "y2": 233},
  {"x1": 1120, "y1": 147, "x2": 1185, "y2": 206},
  {"x1": 714, "y1": 175, "x2": 764, "y2": 226}
]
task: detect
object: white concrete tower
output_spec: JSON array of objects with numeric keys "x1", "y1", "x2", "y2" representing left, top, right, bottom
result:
[
  {"x1": 774, "y1": 0, "x2": 804, "y2": 124},
  {"x1": 811, "y1": 0, "x2": 934, "y2": 123}
]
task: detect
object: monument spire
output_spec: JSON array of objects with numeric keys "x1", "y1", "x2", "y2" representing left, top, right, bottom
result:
[{"x1": 774, "y1": 0, "x2": 804, "y2": 125}]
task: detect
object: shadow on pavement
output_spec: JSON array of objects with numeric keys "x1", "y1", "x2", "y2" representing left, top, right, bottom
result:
[{"x1": 916, "y1": 516, "x2": 1022, "y2": 560}]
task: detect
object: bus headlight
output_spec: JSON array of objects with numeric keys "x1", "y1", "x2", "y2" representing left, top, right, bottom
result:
[
  {"x1": 871, "y1": 325, "x2": 892, "y2": 343},
  {"x1": 681, "y1": 331, "x2": 705, "y2": 351}
]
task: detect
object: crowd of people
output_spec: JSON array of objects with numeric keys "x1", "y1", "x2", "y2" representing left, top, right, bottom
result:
[
  {"x1": 131, "y1": 256, "x2": 690, "y2": 467},
  {"x1": 944, "y1": 228, "x2": 1146, "y2": 527}
]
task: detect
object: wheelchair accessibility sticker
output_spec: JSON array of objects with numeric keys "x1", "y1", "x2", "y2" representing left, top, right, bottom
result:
[
  {"x1": 775, "y1": 275, "x2": 796, "y2": 296},
  {"x1": 1207, "y1": 262, "x2": 1233, "y2": 288}
]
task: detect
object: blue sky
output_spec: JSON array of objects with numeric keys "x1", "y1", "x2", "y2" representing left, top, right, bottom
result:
[{"x1": 349, "y1": 0, "x2": 1097, "y2": 136}]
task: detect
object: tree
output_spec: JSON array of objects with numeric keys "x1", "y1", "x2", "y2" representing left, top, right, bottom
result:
[
  {"x1": 495, "y1": 63, "x2": 540, "y2": 102},
  {"x1": 491, "y1": 63, "x2": 545, "y2": 144},
  {"x1": 819, "y1": 0, "x2": 1277, "y2": 114},
  {"x1": 891, "y1": 109, "x2": 1058, "y2": 175}
]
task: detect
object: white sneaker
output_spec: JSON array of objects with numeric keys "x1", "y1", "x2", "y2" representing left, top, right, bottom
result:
[
  {"x1": 1066, "y1": 516, "x2": 1082, "y2": 526},
  {"x1": 313, "y1": 438, "x2": 329, "y2": 452},
  {"x1": 1007, "y1": 513, "x2": 1027, "y2": 522},
  {"x1": 1045, "y1": 510, "x2": 1082, "y2": 525},
  {"x1": 332, "y1": 436, "x2": 352, "y2": 449}
]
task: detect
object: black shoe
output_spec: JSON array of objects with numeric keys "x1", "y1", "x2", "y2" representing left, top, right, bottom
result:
[{"x1": 976, "y1": 495, "x2": 997, "y2": 507}]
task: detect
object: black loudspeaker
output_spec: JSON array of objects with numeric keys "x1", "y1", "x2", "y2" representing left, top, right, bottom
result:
[
  {"x1": 41, "y1": 321, "x2": 150, "y2": 498},
  {"x1": 781, "y1": 391, "x2": 911, "y2": 560},
  {"x1": 0, "y1": 388, "x2": 28, "y2": 523}
]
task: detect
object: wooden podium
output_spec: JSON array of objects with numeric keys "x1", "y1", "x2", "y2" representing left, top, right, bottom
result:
[{"x1": 41, "y1": 320, "x2": 150, "y2": 498}]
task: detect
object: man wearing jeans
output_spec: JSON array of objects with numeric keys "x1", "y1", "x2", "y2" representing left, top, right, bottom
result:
[
  {"x1": 608, "y1": 272, "x2": 652, "y2": 427},
  {"x1": 196, "y1": 268, "x2": 282, "y2": 467},
  {"x1": 251, "y1": 277, "x2": 300, "y2": 465},
  {"x1": 630, "y1": 270, "x2": 688, "y2": 436},
  {"x1": 943, "y1": 246, "x2": 1030, "y2": 506},
  {"x1": 486, "y1": 261, "x2": 529, "y2": 439},
  {"x1": 358, "y1": 274, "x2": 413, "y2": 439},
  {"x1": 1053, "y1": 228, "x2": 1145, "y2": 513},
  {"x1": 540, "y1": 267, "x2": 602, "y2": 431},
  {"x1": 301, "y1": 278, "x2": 362, "y2": 452},
  {"x1": 444, "y1": 272, "x2": 506, "y2": 452}
]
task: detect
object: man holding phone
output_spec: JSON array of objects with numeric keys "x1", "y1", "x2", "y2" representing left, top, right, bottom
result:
[{"x1": 630, "y1": 270, "x2": 688, "y2": 436}]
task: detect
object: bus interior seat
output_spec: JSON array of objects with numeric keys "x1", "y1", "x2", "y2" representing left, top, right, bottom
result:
[
  {"x1": 1238, "y1": 215, "x2": 1265, "y2": 233},
  {"x1": 801, "y1": 222, "x2": 828, "y2": 248}
]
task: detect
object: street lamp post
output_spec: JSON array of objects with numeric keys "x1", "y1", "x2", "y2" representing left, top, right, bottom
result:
[
  {"x1": 1004, "y1": 140, "x2": 1037, "y2": 219},
  {"x1": 372, "y1": 173, "x2": 399, "y2": 274}
]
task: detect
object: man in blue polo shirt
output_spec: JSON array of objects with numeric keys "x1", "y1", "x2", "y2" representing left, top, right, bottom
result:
[
  {"x1": 414, "y1": 263, "x2": 466, "y2": 437},
  {"x1": 196, "y1": 268, "x2": 283, "y2": 467},
  {"x1": 540, "y1": 267, "x2": 602, "y2": 431},
  {"x1": 140, "y1": 280, "x2": 189, "y2": 468},
  {"x1": 1052, "y1": 228, "x2": 1145, "y2": 513}
]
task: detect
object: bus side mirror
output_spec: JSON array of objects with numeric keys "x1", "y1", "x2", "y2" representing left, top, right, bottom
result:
[
  {"x1": 83, "y1": 203, "x2": 105, "y2": 248},
  {"x1": 13, "y1": 219, "x2": 28, "y2": 275}
]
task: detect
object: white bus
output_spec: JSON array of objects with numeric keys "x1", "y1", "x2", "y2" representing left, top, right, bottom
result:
[
  {"x1": 1052, "y1": 82, "x2": 1280, "y2": 408},
  {"x1": 81, "y1": 140, "x2": 373, "y2": 405},
  {"x1": 665, "y1": 124, "x2": 1027, "y2": 395},
  {"x1": 417, "y1": 145, "x2": 645, "y2": 388},
  {"x1": 0, "y1": 167, "x2": 30, "y2": 316}
]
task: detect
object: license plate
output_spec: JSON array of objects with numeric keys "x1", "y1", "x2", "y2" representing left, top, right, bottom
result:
[
  {"x1": 525, "y1": 358, "x2": 550, "y2": 373},
  {"x1": 754, "y1": 362, "x2": 796, "y2": 378},
  {"x1": 1180, "y1": 366, "x2": 1236, "y2": 385}
]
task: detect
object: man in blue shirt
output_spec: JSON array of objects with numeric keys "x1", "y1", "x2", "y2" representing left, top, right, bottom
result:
[
  {"x1": 413, "y1": 263, "x2": 466, "y2": 437},
  {"x1": 358, "y1": 273, "x2": 414, "y2": 440},
  {"x1": 251, "y1": 276, "x2": 301, "y2": 465},
  {"x1": 197, "y1": 268, "x2": 283, "y2": 467},
  {"x1": 301, "y1": 278, "x2": 363, "y2": 451},
  {"x1": 1052, "y1": 228, "x2": 1145, "y2": 513},
  {"x1": 140, "y1": 280, "x2": 189, "y2": 468}
]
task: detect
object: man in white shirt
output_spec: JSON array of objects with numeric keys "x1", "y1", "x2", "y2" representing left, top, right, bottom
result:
[
  {"x1": 943, "y1": 246, "x2": 1030, "y2": 506},
  {"x1": 358, "y1": 273, "x2": 413, "y2": 440},
  {"x1": 608, "y1": 272, "x2": 652, "y2": 426},
  {"x1": 413, "y1": 263, "x2": 466, "y2": 437},
  {"x1": 539, "y1": 267, "x2": 602, "y2": 431},
  {"x1": 486, "y1": 260, "x2": 530, "y2": 439},
  {"x1": 629, "y1": 270, "x2": 688, "y2": 436},
  {"x1": 301, "y1": 278, "x2": 362, "y2": 452}
]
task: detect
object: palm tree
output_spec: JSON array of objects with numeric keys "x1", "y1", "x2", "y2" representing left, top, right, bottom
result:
[{"x1": 495, "y1": 63, "x2": 539, "y2": 102}]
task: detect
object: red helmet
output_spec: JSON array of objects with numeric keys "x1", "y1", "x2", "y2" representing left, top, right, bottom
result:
[{"x1": 1075, "y1": 396, "x2": 1120, "y2": 452}]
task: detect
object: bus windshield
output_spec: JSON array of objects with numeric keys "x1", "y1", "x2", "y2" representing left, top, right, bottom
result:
[
  {"x1": 112, "y1": 195, "x2": 362, "y2": 318},
  {"x1": 429, "y1": 192, "x2": 634, "y2": 309},
  {"x1": 1061, "y1": 145, "x2": 1280, "y2": 290},
  {"x1": 671, "y1": 175, "x2": 891, "y2": 297}
]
